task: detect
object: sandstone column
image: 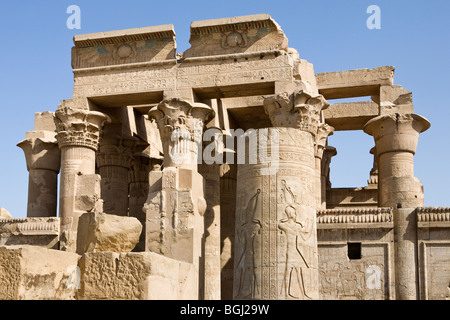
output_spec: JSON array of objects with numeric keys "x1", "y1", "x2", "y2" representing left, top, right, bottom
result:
[
  {"x1": 145, "y1": 98, "x2": 213, "y2": 298},
  {"x1": 54, "y1": 102, "x2": 110, "y2": 252},
  {"x1": 199, "y1": 159, "x2": 221, "y2": 300},
  {"x1": 364, "y1": 113, "x2": 430, "y2": 300},
  {"x1": 18, "y1": 112, "x2": 61, "y2": 217},
  {"x1": 321, "y1": 146, "x2": 337, "y2": 209},
  {"x1": 97, "y1": 132, "x2": 135, "y2": 217},
  {"x1": 314, "y1": 124, "x2": 334, "y2": 210},
  {"x1": 233, "y1": 90, "x2": 328, "y2": 300},
  {"x1": 366, "y1": 146, "x2": 379, "y2": 189},
  {"x1": 128, "y1": 144, "x2": 162, "y2": 252},
  {"x1": 220, "y1": 163, "x2": 237, "y2": 300}
]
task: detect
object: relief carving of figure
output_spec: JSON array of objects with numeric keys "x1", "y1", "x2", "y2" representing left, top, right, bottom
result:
[
  {"x1": 278, "y1": 205, "x2": 313, "y2": 299},
  {"x1": 235, "y1": 189, "x2": 261, "y2": 299}
]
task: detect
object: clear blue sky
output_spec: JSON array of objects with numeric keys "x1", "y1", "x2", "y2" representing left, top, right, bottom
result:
[{"x1": 0, "y1": 1, "x2": 449, "y2": 218}]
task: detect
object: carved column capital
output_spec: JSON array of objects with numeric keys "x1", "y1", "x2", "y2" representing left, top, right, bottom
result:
[
  {"x1": 364, "y1": 113, "x2": 430, "y2": 156},
  {"x1": 148, "y1": 98, "x2": 214, "y2": 169},
  {"x1": 321, "y1": 146, "x2": 337, "y2": 189},
  {"x1": 17, "y1": 137, "x2": 61, "y2": 173},
  {"x1": 54, "y1": 105, "x2": 111, "y2": 151},
  {"x1": 314, "y1": 123, "x2": 335, "y2": 159},
  {"x1": 149, "y1": 98, "x2": 214, "y2": 142},
  {"x1": 263, "y1": 90, "x2": 329, "y2": 134},
  {"x1": 367, "y1": 146, "x2": 379, "y2": 187}
]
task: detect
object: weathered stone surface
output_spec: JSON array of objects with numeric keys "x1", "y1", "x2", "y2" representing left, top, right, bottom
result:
[
  {"x1": 77, "y1": 251, "x2": 197, "y2": 300},
  {"x1": 0, "y1": 245, "x2": 80, "y2": 300},
  {"x1": 0, "y1": 208, "x2": 12, "y2": 219},
  {"x1": 316, "y1": 66, "x2": 395, "y2": 99},
  {"x1": 76, "y1": 212, "x2": 142, "y2": 255}
]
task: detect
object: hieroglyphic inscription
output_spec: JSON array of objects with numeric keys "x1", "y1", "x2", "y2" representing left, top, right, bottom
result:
[
  {"x1": 73, "y1": 54, "x2": 293, "y2": 97},
  {"x1": 73, "y1": 66, "x2": 177, "y2": 97},
  {"x1": 269, "y1": 173, "x2": 277, "y2": 299},
  {"x1": 177, "y1": 56, "x2": 292, "y2": 88},
  {"x1": 261, "y1": 174, "x2": 270, "y2": 299}
]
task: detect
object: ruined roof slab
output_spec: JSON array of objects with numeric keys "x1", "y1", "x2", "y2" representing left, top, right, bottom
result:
[
  {"x1": 72, "y1": 25, "x2": 176, "y2": 69},
  {"x1": 183, "y1": 14, "x2": 289, "y2": 58}
]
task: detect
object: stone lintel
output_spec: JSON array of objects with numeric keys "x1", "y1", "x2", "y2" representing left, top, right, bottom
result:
[
  {"x1": 324, "y1": 100, "x2": 379, "y2": 131},
  {"x1": 316, "y1": 66, "x2": 395, "y2": 99},
  {"x1": 72, "y1": 25, "x2": 176, "y2": 69}
]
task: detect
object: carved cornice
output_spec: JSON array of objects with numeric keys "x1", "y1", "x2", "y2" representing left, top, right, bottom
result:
[
  {"x1": 0, "y1": 217, "x2": 60, "y2": 236},
  {"x1": 263, "y1": 90, "x2": 329, "y2": 134},
  {"x1": 317, "y1": 208, "x2": 393, "y2": 229},
  {"x1": 417, "y1": 207, "x2": 450, "y2": 228},
  {"x1": 55, "y1": 106, "x2": 111, "y2": 151}
]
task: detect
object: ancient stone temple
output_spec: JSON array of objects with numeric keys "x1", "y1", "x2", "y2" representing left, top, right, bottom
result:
[{"x1": 1, "y1": 14, "x2": 449, "y2": 300}]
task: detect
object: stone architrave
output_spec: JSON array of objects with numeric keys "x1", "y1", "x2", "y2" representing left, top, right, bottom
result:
[
  {"x1": 233, "y1": 90, "x2": 328, "y2": 300},
  {"x1": 364, "y1": 113, "x2": 430, "y2": 300},
  {"x1": 54, "y1": 101, "x2": 110, "y2": 252},
  {"x1": 17, "y1": 112, "x2": 61, "y2": 218}
]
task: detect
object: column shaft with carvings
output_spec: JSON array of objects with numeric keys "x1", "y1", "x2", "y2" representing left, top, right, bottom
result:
[
  {"x1": 18, "y1": 112, "x2": 61, "y2": 217},
  {"x1": 364, "y1": 113, "x2": 430, "y2": 300},
  {"x1": 145, "y1": 98, "x2": 213, "y2": 299},
  {"x1": 233, "y1": 90, "x2": 328, "y2": 300},
  {"x1": 129, "y1": 148, "x2": 162, "y2": 252},
  {"x1": 54, "y1": 103, "x2": 110, "y2": 252},
  {"x1": 97, "y1": 131, "x2": 135, "y2": 217}
]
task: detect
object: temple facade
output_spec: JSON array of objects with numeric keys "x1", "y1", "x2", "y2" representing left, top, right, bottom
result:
[{"x1": 0, "y1": 14, "x2": 449, "y2": 300}]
